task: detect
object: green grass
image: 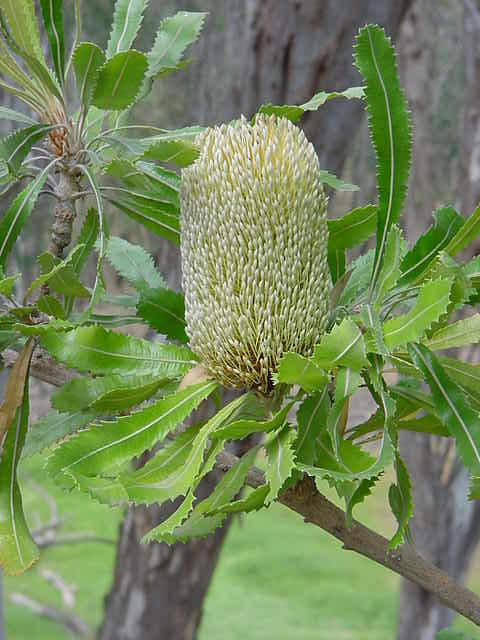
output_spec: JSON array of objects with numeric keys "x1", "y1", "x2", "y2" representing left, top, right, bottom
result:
[{"x1": 4, "y1": 456, "x2": 480, "y2": 639}]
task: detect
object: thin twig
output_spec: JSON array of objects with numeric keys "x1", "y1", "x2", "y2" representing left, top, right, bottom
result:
[{"x1": 9, "y1": 593, "x2": 90, "y2": 638}]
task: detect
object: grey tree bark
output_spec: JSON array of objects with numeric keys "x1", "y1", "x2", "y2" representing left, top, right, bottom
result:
[
  {"x1": 396, "y1": 2, "x2": 480, "y2": 639},
  {"x1": 98, "y1": 2, "x2": 412, "y2": 639}
]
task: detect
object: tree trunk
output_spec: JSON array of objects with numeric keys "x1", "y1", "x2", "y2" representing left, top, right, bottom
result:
[
  {"x1": 98, "y1": 3, "x2": 412, "y2": 639},
  {"x1": 396, "y1": 2, "x2": 480, "y2": 639}
]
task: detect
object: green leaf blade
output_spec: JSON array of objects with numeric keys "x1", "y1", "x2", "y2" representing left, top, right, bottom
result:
[
  {"x1": 92, "y1": 50, "x2": 148, "y2": 111},
  {"x1": 106, "y1": 0, "x2": 148, "y2": 58}
]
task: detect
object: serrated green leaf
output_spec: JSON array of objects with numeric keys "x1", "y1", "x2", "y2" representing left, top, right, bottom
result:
[
  {"x1": 425, "y1": 314, "x2": 480, "y2": 351},
  {"x1": 328, "y1": 249, "x2": 345, "y2": 284},
  {"x1": 121, "y1": 393, "x2": 245, "y2": 505},
  {"x1": 0, "y1": 124, "x2": 49, "y2": 174},
  {"x1": 137, "y1": 286, "x2": 186, "y2": 342},
  {"x1": 159, "y1": 446, "x2": 260, "y2": 543},
  {"x1": 295, "y1": 388, "x2": 330, "y2": 465},
  {"x1": 338, "y1": 250, "x2": 375, "y2": 307},
  {"x1": 14, "y1": 318, "x2": 74, "y2": 336},
  {"x1": 41, "y1": 325, "x2": 197, "y2": 376},
  {"x1": 264, "y1": 426, "x2": 296, "y2": 504},
  {"x1": 0, "y1": 272, "x2": 18, "y2": 296},
  {"x1": 105, "y1": 235, "x2": 164, "y2": 292},
  {"x1": 146, "y1": 11, "x2": 206, "y2": 79},
  {"x1": 105, "y1": 195, "x2": 180, "y2": 244},
  {"x1": 409, "y1": 344, "x2": 480, "y2": 475},
  {"x1": 274, "y1": 352, "x2": 328, "y2": 392},
  {"x1": 0, "y1": 0, "x2": 44, "y2": 63},
  {"x1": 257, "y1": 86, "x2": 364, "y2": 123},
  {"x1": 318, "y1": 170, "x2": 359, "y2": 192},
  {"x1": 373, "y1": 225, "x2": 405, "y2": 306},
  {"x1": 141, "y1": 138, "x2": 199, "y2": 167},
  {"x1": 383, "y1": 278, "x2": 452, "y2": 349},
  {"x1": 142, "y1": 490, "x2": 196, "y2": 543},
  {"x1": 207, "y1": 485, "x2": 269, "y2": 516},
  {"x1": 0, "y1": 107, "x2": 36, "y2": 125},
  {"x1": 354, "y1": 25, "x2": 411, "y2": 296},
  {"x1": 344, "y1": 476, "x2": 380, "y2": 529},
  {"x1": 47, "y1": 380, "x2": 217, "y2": 487},
  {"x1": 444, "y1": 205, "x2": 480, "y2": 257},
  {"x1": 72, "y1": 472, "x2": 128, "y2": 506},
  {"x1": 92, "y1": 50, "x2": 148, "y2": 111},
  {"x1": 469, "y1": 476, "x2": 480, "y2": 500},
  {"x1": 36, "y1": 294, "x2": 66, "y2": 319},
  {"x1": 22, "y1": 409, "x2": 95, "y2": 458},
  {"x1": 51, "y1": 373, "x2": 168, "y2": 414},
  {"x1": 388, "y1": 453, "x2": 413, "y2": 549},
  {"x1": 400, "y1": 206, "x2": 464, "y2": 283},
  {"x1": 328, "y1": 368, "x2": 362, "y2": 458},
  {"x1": 211, "y1": 401, "x2": 294, "y2": 442},
  {"x1": 0, "y1": 380, "x2": 39, "y2": 574},
  {"x1": 39, "y1": 0, "x2": 65, "y2": 83},
  {"x1": 103, "y1": 158, "x2": 179, "y2": 206},
  {"x1": 0, "y1": 162, "x2": 50, "y2": 268},
  {"x1": 313, "y1": 318, "x2": 368, "y2": 371},
  {"x1": 72, "y1": 42, "x2": 106, "y2": 109},
  {"x1": 107, "y1": 0, "x2": 148, "y2": 57},
  {"x1": 25, "y1": 245, "x2": 90, "y2": 300},
  {"x1": 328, "y1": 205, "x2": 377, "y2": 252}
]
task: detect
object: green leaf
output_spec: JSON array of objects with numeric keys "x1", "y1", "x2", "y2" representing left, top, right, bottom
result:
[
  {"x1": 264, "y1": 426, "x2": 296, "y2": 503},
  {"x1": 313, "y1": 318, "x2": 368, "y2": 371},
  {"x1": 211, "y1": 401, "x2": 294, "y2": 442},
  {"x1": 328, "y1": 368, "x2": 363, "y2": 458},
  {"x1": 103, "y1": 158, "x2": 180, "y2": 206},
  {"x1": 0, "y1": 162, "x2": 50, "y2": 268},
  {"x1": 72, "y1": 42, "x2": 106, "y2": 109},
  {"x1": 274, "y1": 352, "x2": 328, "y2": 391},
  {"x1": 0, "y1": 272, "x2": 18, "y2": 296},
  {"x1": 36, "y1": 294, "x2": 66, "y2": 319},
  {"x1": 206, "y1": 485, "x2": 269, "y2": 516},
  {"x1": 328, "y1": 249, "x2": 345, "y2": 284},
  {"x1": 0, "y1": 124, "x2": 50, "y2": 174},
  {"x1": 469, "y1": 476, "x2": 480, "y2": 500},
  {"x1": 409, "y1": 344, "x2": 480, "y2": 475},
  {"x1": 444, "y1": 205, "x2": 480, "y2": 257},
  {"x1": 137, "y1": 286, "x2": 187, "y2": 343},
  {"x1": 121, "y1": 394, "x2": 245, "y2": 505},
  {"x1": 354, "y1": 25, "x2": 411, "y2": 296},
  {"x1": 383, "y1": 278, "x2": 452, "y2": 349},
  {"x1": 328, "y1": 205, "x2": 377, "y2": 252},
  {"x1": 372, "y1": 225, "x2": 405, "y2": 306},
  {"x1": 0, "y1": 0, "x2": 44, "y2": 64},
  {"x1": 39, "y1": 0, "x2": 65, "y2": 83},
  {"x1": 92, "y1": 50, "x2": 148, "y2": 111},
  {"x1": 318, "y1": 170, "x2": 359, "y2": 192},
  {"x1": 0, "y1": 107, "x2": 36, "y2": 125},
  {"x1": 106, "y1": 195, "x2": 180, "y2": 245},
  {"x1": 400, "y1": 206, "x2": 464, "y2": 283},
  {"x1": 51, "y1": 373, "x2": 169, "y2": 414},
  {"x1": 425, "y1": 314, "x2": 480, "y2": 351},
  {"x1": 72, "y1": 473, "x2": 128, "y2": 506},
  {"x1": 40, "y1": 325, "x2": 197, "y2": 376},
  {"x1": 141, "y1": 138, "x2": 199, "y2": 167},
  {"x1": 25, "y1": 246, "x2": 90, "y2": 300},
  {"x1": 257, "y1": 86, "x2": 365, "y2": 123},
  {"x1": 388, "y1": 453, "x2": 413, "y2": 549},
  {"x1": 344, "y1": 476, "x2": 380, "y2": 528},
  {"x1": 46, "y1": 380, "x2": 217, "y2": 486},
  {"x1": 295, "y1": 388, "x2": 330, "y2": 465},
  {"x1": 158, "y1": 446, "x2": 260, "y2": 543},
  {"x1": 146, "y1": 11, "x2": 206, "y2": 79},
  {"x1": 0, "y1": 381, "x2": 39, "y2": 574},
  {"x1": 142, "y1": 491, "x2": 196, "y2": 543},
  {"x1": 106, "y1": 0, "x2": 148, "y2": 57},
  {"x1": 338, "y1": 250, "x2": 375, "y2": 308},
  {"x1": 22, "y1": 409, "x2": 95, "y2": 458},
  {"x1": 105, "y1": 235, "x2": 165, "y2": 292}
]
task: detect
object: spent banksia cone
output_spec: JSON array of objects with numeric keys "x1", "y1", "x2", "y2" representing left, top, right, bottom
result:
[{"x1": 180, "y1": 115, "x2": 330, "y2": 394}]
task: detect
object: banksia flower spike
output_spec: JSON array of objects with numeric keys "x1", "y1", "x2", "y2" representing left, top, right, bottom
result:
[{"x1": 180, "y1": 115, "x2": 330, "y2": 394}]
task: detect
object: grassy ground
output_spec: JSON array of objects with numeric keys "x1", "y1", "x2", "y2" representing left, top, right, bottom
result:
[{"x1": 4, "y1": 455, "x2": 480, "y2": 639}]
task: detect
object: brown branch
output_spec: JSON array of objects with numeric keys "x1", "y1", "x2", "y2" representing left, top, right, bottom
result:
[
  {"x1": 7, "y1": 348, "x2": 480, "y2": 627},
  {"x1": 3, "y1": 347, "x2": 77, "y2": 386},
  {"x1": 216, "y1": 450, "x2": 480, "y2": 628}
]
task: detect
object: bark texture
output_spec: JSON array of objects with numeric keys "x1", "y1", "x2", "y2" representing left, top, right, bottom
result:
[{"x1": 99, "y1": 2, "x2": 412, "y2": 639}]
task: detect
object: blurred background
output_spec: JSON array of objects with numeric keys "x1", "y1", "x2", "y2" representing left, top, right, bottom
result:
[{"x1": 1, "y1": 1, "x2": 480, "y2": 639}]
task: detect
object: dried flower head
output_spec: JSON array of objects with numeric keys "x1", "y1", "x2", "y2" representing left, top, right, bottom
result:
[{"x1": 180, "y1": 115, "x2": 330, "y2": 394}]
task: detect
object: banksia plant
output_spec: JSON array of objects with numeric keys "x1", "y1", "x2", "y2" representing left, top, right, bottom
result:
[{"x1": 180, "y1": 115, "x2": 330, "y2": 394}]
